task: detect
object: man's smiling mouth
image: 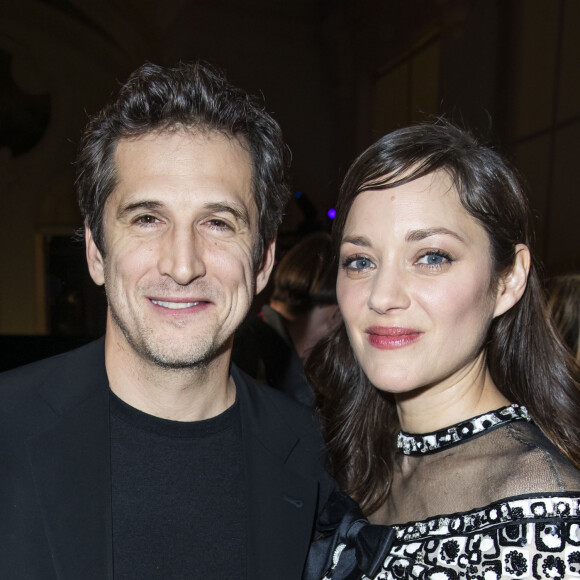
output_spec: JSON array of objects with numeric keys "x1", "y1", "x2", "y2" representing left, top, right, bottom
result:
[{"x1": 151, "y1": 299, "x2": 201, "y2": 310}]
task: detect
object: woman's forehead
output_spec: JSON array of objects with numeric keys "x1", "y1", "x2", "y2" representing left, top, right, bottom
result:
[{"x1": 342, "y1": 173, "x2": 488, "y2": 247}]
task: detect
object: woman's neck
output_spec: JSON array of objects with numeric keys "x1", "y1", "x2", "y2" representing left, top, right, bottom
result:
[{"x1": 395, "y1": 352, "x2": 511, "y2": 434}]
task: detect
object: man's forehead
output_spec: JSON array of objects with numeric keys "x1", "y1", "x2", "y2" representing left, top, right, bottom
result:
[
  {"x1": 106, "y1": 128, "x2": 258, "y2": 221},
  {"x1": 113, "y1": 128, "x2": 253, "y2": 188},
  {"x1": 113, "y1": 126, "x2": 252, "y2": 161}
]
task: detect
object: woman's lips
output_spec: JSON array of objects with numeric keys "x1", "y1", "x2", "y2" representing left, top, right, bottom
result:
[{"x1": 365, "y1": 326, "x2": 423, "y2": 349}]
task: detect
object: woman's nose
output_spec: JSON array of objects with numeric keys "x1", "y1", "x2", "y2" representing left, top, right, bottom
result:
[{"x1": 367, "y1": 266, "x2": 411, "y2": 314}]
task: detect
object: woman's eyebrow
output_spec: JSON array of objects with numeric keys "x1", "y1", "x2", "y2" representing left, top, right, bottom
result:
[
  {"x1": 341, "y1": 235, "x2": 371, "y2": 248},
  {"x1": 405, "y1": 227, "x2": 465, "y2": 243}
]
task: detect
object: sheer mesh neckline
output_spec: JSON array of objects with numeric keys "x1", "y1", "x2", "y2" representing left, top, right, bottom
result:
[{"x1": 397, "y1": 404, "x2": 531, "y2": 456}]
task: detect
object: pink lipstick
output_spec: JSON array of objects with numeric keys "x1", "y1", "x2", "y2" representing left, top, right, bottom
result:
[{"x1": 366, "y1": 326, "x2": 422, "y2": 350}]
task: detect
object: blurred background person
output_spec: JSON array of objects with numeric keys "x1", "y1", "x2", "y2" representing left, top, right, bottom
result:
[
  {"x1": 233, "y1": 232, "x2": 340, "y2": 407},
  {"x1": 547, "y1": 274, "x2": 580, "y2": 361}
]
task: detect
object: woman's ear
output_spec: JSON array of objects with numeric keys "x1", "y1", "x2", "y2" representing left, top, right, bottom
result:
[{"x1": 493, "y1": 244, "x2": 531, "y2": 318}]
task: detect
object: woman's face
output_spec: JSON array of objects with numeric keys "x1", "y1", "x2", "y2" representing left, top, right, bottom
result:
[{"x1": 337, "y1": 171, "x2": 504, "y2": 397}]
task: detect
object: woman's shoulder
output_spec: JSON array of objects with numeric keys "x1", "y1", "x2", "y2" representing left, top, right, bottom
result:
[
  {"x1": 387, "y1": 419, "x2": 580, "y2": 522},
  {"x1": 381, "y1": 493, "x2": 580, "y2": 580},
  {"x1": 307, "y1": 489, "x2": 580, "y2": 580},
  {"x1": 490, "y1": 420, "x2": 580, "y2": 494}
]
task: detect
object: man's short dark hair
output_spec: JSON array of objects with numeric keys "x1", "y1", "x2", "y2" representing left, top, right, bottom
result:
[{"x1": 75, "y1": 61, "x2": 292, "y2": 267}]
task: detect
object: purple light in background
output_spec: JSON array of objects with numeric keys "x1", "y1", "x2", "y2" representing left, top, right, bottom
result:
[{"x1": 327, "y1": 208, "x2": 336, "y2": 219}]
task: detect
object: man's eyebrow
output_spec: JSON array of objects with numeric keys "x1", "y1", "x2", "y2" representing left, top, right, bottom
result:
[
  {"x1": 204, "y1": 202, "x2": 251, "y2": 226},
  {"x1": 115, "y1": 200, "x2": 251, "y2": 225},
  {"x1": 406, "y1": 227, "x2": 465, "y2": 243},
  {"x1": 117, "y1": 200, "x2": 163, "y2": 219}
]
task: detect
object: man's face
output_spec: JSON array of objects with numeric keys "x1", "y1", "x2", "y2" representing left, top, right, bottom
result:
[{"x1": 86, "y1": 129, "x2": 274, "y2": 369}]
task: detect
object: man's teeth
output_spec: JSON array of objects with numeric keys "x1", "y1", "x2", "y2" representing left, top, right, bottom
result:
[{"x1": 151, "y1": 300, "x2": 200, "y2": 309}]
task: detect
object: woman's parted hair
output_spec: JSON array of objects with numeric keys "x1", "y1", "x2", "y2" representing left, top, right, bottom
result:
[
  {"x1": 75, "y1": 61, "x2": 292, "y2": 268},
  {"x1": 306, "y1": 120, "x2": 580, "y2": 514}
]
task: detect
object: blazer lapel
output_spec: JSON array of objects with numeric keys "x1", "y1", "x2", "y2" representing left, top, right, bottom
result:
[
  {"x1": 26, "y1": 340, "x2": 113, "y2": 580},
  {"x1": 234, "y1": 367, "x2": 320, "y2": 579},
  {"x1": 245, "y1": 442, "x2": 319, "y2": 579}
]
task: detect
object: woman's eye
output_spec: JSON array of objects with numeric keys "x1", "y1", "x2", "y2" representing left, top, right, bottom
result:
[
  {"x1": 417, "y1": 251, "x2": 451, "y2": 267},
  {"x1": 342, "y1": 256, "x2": 374, "y2": 271}
]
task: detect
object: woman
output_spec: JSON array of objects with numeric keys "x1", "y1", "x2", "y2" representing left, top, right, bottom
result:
[{"x1": 305, "y1": 122, "x2": 580, "y2": 580}]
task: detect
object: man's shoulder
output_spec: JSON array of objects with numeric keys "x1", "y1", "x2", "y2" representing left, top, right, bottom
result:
[
  {"x1": 0, "y1": 339, "x2": 106, "y2": 416},
  {"x1": 232, "y1": 361, "x2": 330, "y2": 471},
  {"x1": 232, "y1": 363, "x2": 336, "y2": 513},
  {"x1": 0, "y1": 338, "x2": 103, "y2": 382}
]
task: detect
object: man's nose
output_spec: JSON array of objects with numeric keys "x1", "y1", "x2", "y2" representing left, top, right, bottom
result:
[
  {"x1": 158, "y1": 227, "x2": 206, "y2": 285},
  {"x1": 367, "y1": 265, "x2": 411, "y2": 314}
]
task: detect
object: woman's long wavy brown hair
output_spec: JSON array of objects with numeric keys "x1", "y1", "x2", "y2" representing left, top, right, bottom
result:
[{"x1": 306, "y1": 121, "x2": 580, "y2": 515}]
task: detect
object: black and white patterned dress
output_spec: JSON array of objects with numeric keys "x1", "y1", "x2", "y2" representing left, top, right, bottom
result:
[{"x1": 309, "y1": 405, "x2": 580, "y2": 580}]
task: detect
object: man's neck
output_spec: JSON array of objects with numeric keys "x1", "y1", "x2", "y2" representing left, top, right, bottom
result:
[{"x1": 104, "y1": 332, "x2": 236, "y2": 422}]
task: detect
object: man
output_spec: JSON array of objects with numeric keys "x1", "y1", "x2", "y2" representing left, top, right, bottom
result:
[
  {"x1": 0, "y1": 62, "x2": 333, "y2": 579},
  {"x1": 233, "y1": 232, "x2": 340, "y2": 406}
]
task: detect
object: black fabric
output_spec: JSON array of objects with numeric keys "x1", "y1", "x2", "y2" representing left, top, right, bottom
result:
[
  {"x1": 304, "y1": 492, "x2": 396, "y2": 580},
  {"x1": 110, "y1": 392, "x2": 246, "y2": 579},
  {"x1": 0, "y1": 339, "x2": 334, "y2": 579},
  {"x1": 232, "y1": 306, "x2": 315, "y2": 406}
]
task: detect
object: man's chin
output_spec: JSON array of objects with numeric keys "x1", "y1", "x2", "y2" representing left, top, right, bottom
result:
[
  {"x1": 109, "y1": 313, "x2": 234, "y2": 371},
  {"x1": 134, "y1": 337, "x2": 232, "y2": 371},
  {"x1": 145, "y1": 354, "x2": 211, "y2": 370},
  {"x1": 134, "y1": 345, "x2": 211, "y2": 370}
]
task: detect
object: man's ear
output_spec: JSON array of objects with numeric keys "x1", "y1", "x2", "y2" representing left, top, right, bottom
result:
[
  {"x1": 254, "y1": 237, "x2": 276, "y2": 295},
  {"x1": 85, "y1": 222, "x2": 105, "y2": 286},
  {"x1": 493, "y1": 244, "x2": 530, "y2": 318}
]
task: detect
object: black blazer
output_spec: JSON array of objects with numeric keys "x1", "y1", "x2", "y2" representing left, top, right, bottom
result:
[{"x1": 0, "y1": 339, "x2": 333, "y2": 579}]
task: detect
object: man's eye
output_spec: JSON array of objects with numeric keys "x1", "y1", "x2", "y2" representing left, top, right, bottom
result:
[
  {"x1": 206, "y1": 219, "x2": 232, "y2": 230},
  {"x1": 135, "y1": 215, "x2": 158, "y2": 224}
]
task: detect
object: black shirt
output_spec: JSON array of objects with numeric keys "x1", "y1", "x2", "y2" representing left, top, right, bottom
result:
[{"x1": 110, "y1": 390, "x2": 246, "y2": 579}]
